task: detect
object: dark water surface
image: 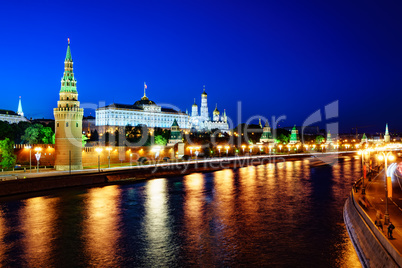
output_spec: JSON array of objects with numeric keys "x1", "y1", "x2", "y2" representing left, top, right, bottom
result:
[{"x1": 0, "y1": 157, "x2": 362, "y2": 267}]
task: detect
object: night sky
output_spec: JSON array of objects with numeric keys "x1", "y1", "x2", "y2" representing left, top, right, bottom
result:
[{"x1": 1, "y1": 0, "x2": 402, "y2": 133}]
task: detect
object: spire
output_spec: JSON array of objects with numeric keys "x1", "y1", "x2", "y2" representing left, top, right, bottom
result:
[
  {"x1": 172, "y1": 119, "x2": 179, "y2": 127},
  {"x1": 385, "y1": 123, "x2": 389, "y2": 135},
  {"x1": 259, "y1": 118, "x2": 262, "y2": 128},
  {"x1": 17, "y1": 96, "x2": 24, "y2": 117},
  {"x1": 264, "y1": 120, "x2": 269, "y2": 127},
  {"x1": 65, "y1": 38, "x2": 72, "y2": 61},
  {"x1": 60, "y1": 38, "x2": 77, "y2": 93},
  {"x1": 192, "y1": 98, "x2": 197, "y2": 107}
]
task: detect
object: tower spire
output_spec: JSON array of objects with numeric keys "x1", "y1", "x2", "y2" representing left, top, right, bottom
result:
[
  {"x1": 61, "y1": 39, "x2": 76, "y2": 93},
  {"x1": 65, "y1": 38, "x2": 72, "y2": 61},
  {"x1": 17, "y1": 96, "x2": 24, "y2": 117}
]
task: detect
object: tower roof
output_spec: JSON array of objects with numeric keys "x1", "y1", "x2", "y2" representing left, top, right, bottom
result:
[
  {"x1": 385, "y1": 123, "x2": 389, "y2": 135},
  {"x1": 201, "y1": 85, "x2": 207, "y2": 96},
  {"x1": 172, "y1": 119, "x2": 179, "y2": 127},
  {"x1": 264, "y1": 120, "x2": 270, "y2": 127},
  {"x1": 192, "y1": 98, "x2": 198, "y2": 107},
  {"x1": 213, "y1": 103, "x2": 220, "y2": 114},
  {"x1": 65, "y1": 38, "x2": 72, "y2": 61}
]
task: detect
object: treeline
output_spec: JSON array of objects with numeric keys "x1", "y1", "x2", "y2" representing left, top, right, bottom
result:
[{"x1": 0, "y1": 121, "x2": 54, "y2": 144}]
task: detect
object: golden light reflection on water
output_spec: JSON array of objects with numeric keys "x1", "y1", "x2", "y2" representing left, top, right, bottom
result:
[
  {"x1": 183, "y1": 173, "x2": 208, "y2": 262},
  {"x1": 83, "y1": 185, "x2": 122, "y2": 266},
  {"x1": 0, "y1": 207, "x2": 6, "y2": 264},
  {"x1": 20, "y1": 196, "x2": 60, "y2": 267},
  {"x1": 144, "y1": 178, "x2": 171, "y2": 262}
]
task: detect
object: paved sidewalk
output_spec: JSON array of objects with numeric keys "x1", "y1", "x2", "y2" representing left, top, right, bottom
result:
[{"x1": 357, "y1": 168, "x2": 402, "y2": 253}]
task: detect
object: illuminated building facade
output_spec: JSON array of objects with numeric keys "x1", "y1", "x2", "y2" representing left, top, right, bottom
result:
[
  {"x1": 96, "y1": 84, "x2": 229, "y2": 132},
  {"x1": 0, "y1": 97, "x2": 28, "y2": 124}
]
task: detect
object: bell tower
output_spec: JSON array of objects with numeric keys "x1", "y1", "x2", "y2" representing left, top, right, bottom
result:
[{"x1": 53, "y1": 38, "x2": 84, "y2": 170}]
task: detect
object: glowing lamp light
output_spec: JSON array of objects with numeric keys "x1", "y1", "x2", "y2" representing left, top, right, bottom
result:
[
  {"x1": 95, "y1": 147, "x2": 103, "y2": 154},
  {"x1": 378, "y1": 155, "x2": 384, "y2": 161}
]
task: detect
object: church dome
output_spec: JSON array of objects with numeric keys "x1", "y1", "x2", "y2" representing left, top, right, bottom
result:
[
  {"x1": 134, "y1": 96, "x2": 156, "y2": 106},
  {"x1": 213, "y1": 104, "x2": 220, "y2": 115},
  {"x1": 201, "y1": 86, "x2": 207, "y2": 97}
]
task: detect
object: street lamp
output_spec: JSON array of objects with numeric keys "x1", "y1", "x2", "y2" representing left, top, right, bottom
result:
[
  {"x1": 188, "y1": 146, "x2": 193, "y2": 157},
  {"x1": 258, "y1": 145, "x2": 263, "y2": 155},
  {"x1": 286, "y1": 144, "x2": 291, "y2": 153},
  {"x1": 241, "y1": 144, "x2": 246, "y2": 153},
  {"x1": 25, "y1": 146, "x2": 32, "y2": 172},
  {"x1": 225, "y1": 145, "x2": 230, "y2": 156},
  {"x1": 34, "y1": 147, "x2": 42, "y2": 173},
  {"x1": 278, "y1": 144, "x2": 282, "y2": 152},
  {"x1": 377, "y1": 149, "x2": 395, "y2": 225},
  {"x1": 249, "y1": 145, "x2": 254, "y2": 154},
  {"x1": 217, "y1": 145, "x2": 222, "y2": 157},
  {"x1": 95, "y1": 147, "x2": 103, "y2": 172}
]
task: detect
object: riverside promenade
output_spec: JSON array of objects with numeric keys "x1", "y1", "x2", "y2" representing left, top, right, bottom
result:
[{"x1": 345, "y1": 165, "x2": 402, "y2": 267}]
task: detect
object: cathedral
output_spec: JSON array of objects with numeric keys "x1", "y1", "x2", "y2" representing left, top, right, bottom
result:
[
  {"x1": 189, "y1": 86, "x2": 228, "y2": 132},
  {"x1": 95, "y1": 84, "x2": 229, "y2": 132}
]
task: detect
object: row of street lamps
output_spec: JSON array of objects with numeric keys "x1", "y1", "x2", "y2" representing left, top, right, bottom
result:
[{"x1": 358, "y1": 147, "x2": 396, "y2": 225}]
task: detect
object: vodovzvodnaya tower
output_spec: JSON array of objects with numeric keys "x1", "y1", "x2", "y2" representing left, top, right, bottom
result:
[{"x1": 53, "y1": 39, "x2": 84, "y2": 170}]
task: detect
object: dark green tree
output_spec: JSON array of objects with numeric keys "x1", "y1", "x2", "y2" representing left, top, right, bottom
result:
[{"x1": 22, "y1": 124, "x2": 54, "y2": 144}]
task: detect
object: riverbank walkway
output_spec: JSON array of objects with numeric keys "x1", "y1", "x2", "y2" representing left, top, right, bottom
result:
[
  {"x1": 355, "y1": 166, "x2": 402, "y2": 255},
  {"x1": 0, "y1": 151, "x2": 353, "y2": 180}
]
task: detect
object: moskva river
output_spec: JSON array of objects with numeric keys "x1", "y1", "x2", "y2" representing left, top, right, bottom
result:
[{"x1": 0, "y1": 156, "x2": 361, "y2": 267}]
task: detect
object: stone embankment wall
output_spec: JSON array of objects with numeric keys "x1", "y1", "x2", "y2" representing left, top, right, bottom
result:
[
  {"x1": 344, "y1": 193, "x2": 402, "y2": 267},
  {"x1": 0, "y1": 155, "x2": 299, "y2": 197}
]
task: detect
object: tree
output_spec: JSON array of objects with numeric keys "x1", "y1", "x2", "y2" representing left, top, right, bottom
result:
[
  {"x1": 22, "y1": 124, "x2": 54, "y2": 144},
  {"x1": 0, "y1": 138, "x2": 16, "y2": 170},
  {"x1": 82, "y1": 134, "x2": 89, "y2": 147},
  {"x1": 316, "y1": 135, "x2": 325, "y2": 144},
  {"x1": 154, "y1": 135, "x2": 167, "y2": 145}
]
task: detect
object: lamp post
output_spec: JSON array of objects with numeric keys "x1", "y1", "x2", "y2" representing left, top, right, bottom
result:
[
  {"x1": 377, "y1": 150, "x2": 395, "y2": 225},
  {"x1": 225, "y1": 145, "x2": 230, "y2": 156},
  {"x1": 106, "y1": 147, "x2": 112, "y2": 168},
  {"x1": 241, "y1": 144, "x2": 246, "y2": 154},
  {"x1": 249, "y1": 145, "x2": 254, "y2": 154},
  {"x1": 217, "y1": 145, "x2": 222, "y2": 157},
  {"x1": 26, "y1": 146, "x2": 32, "y2": 172},
  {"x1": 258, "y1": 145, "x2": 263, "y2": 155},
  {"x1": 358, "y1": 149, "x2": 366, "y2": 194},
  {"x1": 34, "y1": 147, "x2": 42, "y2": 173},
  {"x1": 95, "y1": 147, "x2": 103, "y2": 172}
]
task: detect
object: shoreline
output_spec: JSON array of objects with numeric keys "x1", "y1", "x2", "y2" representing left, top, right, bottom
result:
[{"x1": 0, "y1": 152, "x2": 355, "y2": 200}]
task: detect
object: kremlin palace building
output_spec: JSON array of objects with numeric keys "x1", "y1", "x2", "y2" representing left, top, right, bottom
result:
[{"x1": 95, "y1": 84, "x2": 229, "y2": 132}]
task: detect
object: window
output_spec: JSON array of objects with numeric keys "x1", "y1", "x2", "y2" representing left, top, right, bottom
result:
[
  {"x1": 57, "y1": 122, "x2": 59, "y2": 127},
  {"x1": 66, "y1": 122, "x2": 69, "y2": 127},
  {"x1": 76, "y1": 122, "x2": 78, "y2": 127}
]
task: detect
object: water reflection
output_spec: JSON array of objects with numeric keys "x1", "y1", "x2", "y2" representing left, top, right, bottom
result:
[
  {"x1": 143, "y1": 178, "x2": 172, "y2": 265},
  {"x1": 0, "y1": 207, "x2": 6, "y2": 265},
  {"x1": 83, "y1": 185, "x2": 122, "y2": 266},
  {"x1": 20, "y1": 196, "x2": 59, "y2": 267},
  {"x1": 0, "y1": 157, "x2": 361, "y2": 267},
  {"x1": 183, "y1": 173, "x2": 209, "y2": 264}
]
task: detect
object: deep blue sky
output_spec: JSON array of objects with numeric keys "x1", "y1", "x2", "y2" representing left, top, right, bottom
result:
[{"x1": 1, "y1": 0, "x2": 402, "y2": 133}]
